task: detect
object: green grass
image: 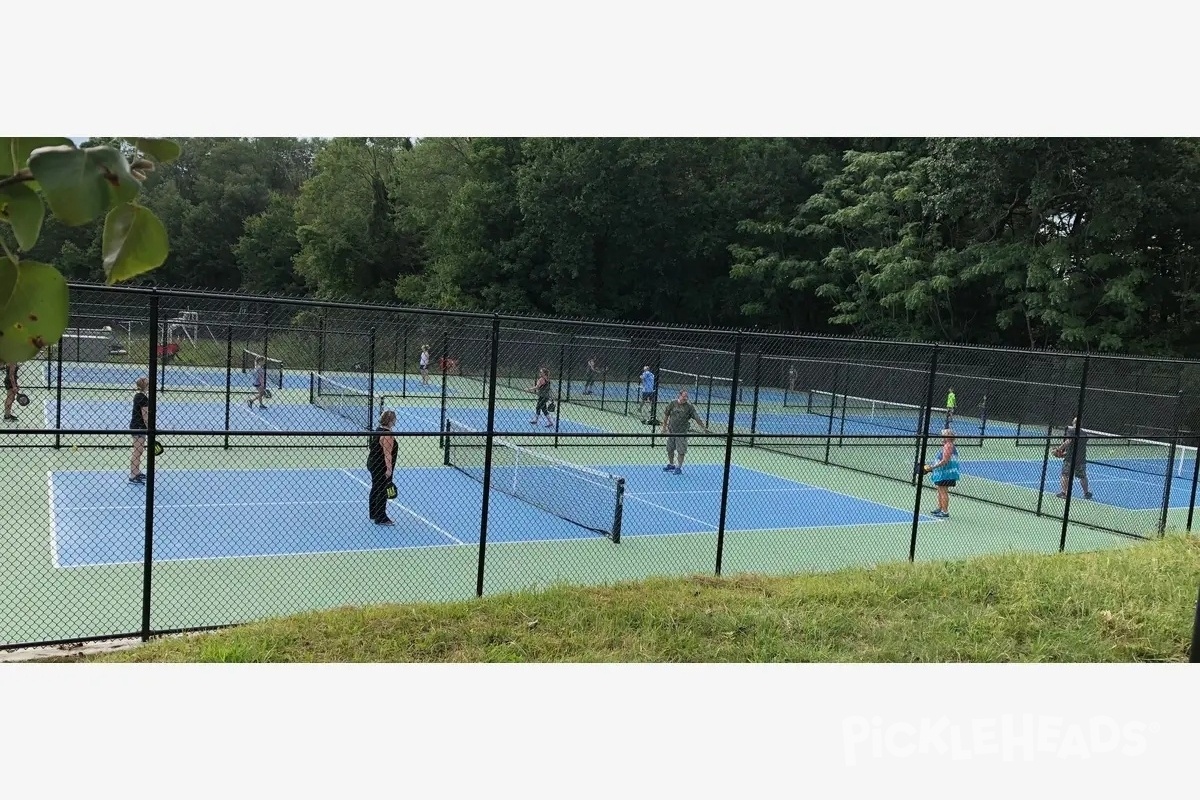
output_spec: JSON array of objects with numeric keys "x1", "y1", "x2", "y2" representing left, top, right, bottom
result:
[{"x1": 49, "y1": 533, "x2": 1199, "y2": 663}]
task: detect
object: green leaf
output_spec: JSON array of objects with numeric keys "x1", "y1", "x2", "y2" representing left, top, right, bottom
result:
[
  {"x1": 27, "y1": 145, "x2": 141, "y2": 226},
  {"x1": 0, "y1": 137, "x2": 74, "y2": 177},
  {"x1": 0, "y1": 183, "x2": 46, "y2": 250},
  {"x1": 0, "y1": 259, "x2": 69, "y2": 363},
  {"x1": 132, "y1": 138, "x2": 182, "y2": 164},
  {"x1": 102, "y1": 202, "x2": 169, "y2": 283}
]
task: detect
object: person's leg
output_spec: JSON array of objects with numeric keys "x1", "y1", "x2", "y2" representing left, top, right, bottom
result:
[
  {"x1": 664, "y1": 438, "x2": 676, "y2": 470},
  {"x1": 675, "y1": 437, "x2": 688, "y2": 473},
  {"x1": 4, "y1": 384, "x2": 15, "y2": 419},
  {"x1": 1059, "y1": 468, "x2": 1069, "y2": 497},
  {"x1": 369, "y1": 471, "x2": 387, "y2": 521},
  {"x1": 1079, "y1": 468, "x2": 1091, "y2": 498},
  {"x1": 938, "y1": 485, "x2": 949, "y2": 513},
  {"x1": 131, "y1": 436, "x2": 145, "y2": 480}
]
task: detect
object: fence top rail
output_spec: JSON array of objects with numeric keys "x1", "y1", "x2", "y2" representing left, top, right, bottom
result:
[{"x1": 66, "y1": 281, "x2": 1200, "y2": 369}]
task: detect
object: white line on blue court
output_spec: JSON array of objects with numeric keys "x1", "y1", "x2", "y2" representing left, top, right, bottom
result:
[{"x1": 245, "y1": 404, "x2": 464, "y2": 545}]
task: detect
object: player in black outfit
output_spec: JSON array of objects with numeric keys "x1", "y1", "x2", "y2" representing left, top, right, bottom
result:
[
  {"x1": 130, "y1": 377, "x2": 150, "y2": 484},
  {"x1": 368, "y1": 409, "x2": 398, "y2": 525},
  {"x1": 4, "y1": 362, "x2": 18, "y2": 422}
]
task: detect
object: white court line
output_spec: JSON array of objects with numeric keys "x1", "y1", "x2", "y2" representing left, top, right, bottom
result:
[
  {"x1": 632, "y1": 486, "x2": 824, "y2": 497},
  {"x1": 56, "y1": 498, "x2": 366, "y2": 513},
  {"x1": 246, "y1": 404, "x2": 463, "y2": 545},
  {"x1": 733, "y1": 463, "x2": 918, "y2": 517},
  {"x1": 623, "y1": 494, "x2": 717, "y2": 530},
  {"x1": 47, "y1": 471, "x2": 60, "y2": 569}
]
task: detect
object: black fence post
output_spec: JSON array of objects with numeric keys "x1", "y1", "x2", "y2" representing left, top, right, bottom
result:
[
  {"x1": 715, "y1": 332, "x2": 743, "y2": 577},
  {"x1": 1187, "y1": 434, "x2": 1200, "y2": 532},
  {"x1": 53, "y1": 339, "x2": 64, "y2": 450},
  {"x1": 1158, "y1": 391, "x2": 1184, "y2": 536},
  {"x1": 554, "y1": 341, "x2": 566, "y2": 447},
  {"x1": 367, "y1": 328, "x2": 377, "y2": 431},
  {"x1": 649, "y1": 344, "x2": 662, "y2": 450},
  {"x1": 223, "y1": 325, "x2": 233, "y2": 450},
  {"x1": 1035, "y1": 420, "x2": 1053, "y2": 517},
  {"x1": 476, "y1": 315, "x2": 502, "y2": 598},
  {"x1": 439, "y1": 329, "x2": 449, "y2": 449},
  {"x1": 563, "y1": 332, "x2": 575, "y2": 404},
  {"x1": 318, "y1": 312, "x2": 327, "y2": 376},
  {"x1": 141, "y1": 291, "x2": 162, "y2": 642},
  {"x1": 1059, "y1": 356, "x2": 1090, "y2": 553},
  {"x1": 401, "y1": 323, "x2": 409, "y2": 399},
  {"x1": 910, "y1": 345, "x2": 940, "y2": 562},
  {"x1": 748, "y1": 350, "x2": 763, "y2": 447}
]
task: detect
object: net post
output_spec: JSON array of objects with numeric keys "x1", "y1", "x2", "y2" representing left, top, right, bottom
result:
[
  {"x1": 141, "y1": 290, "x2": 161, "y2": 642},
  {"x1": 1158, "y1": 390, "x2": 1184, "y2": 536},
  {"x1": 53, "y1": 335, "x2": 64, "y2": 450},
  {"x1": 223, "y1": 325, "x2": 233, "y2": 450},
  {"x1": 1059, "y1": 356, "x2": 1090, "y2": 553},
  {"x1": 704, "y1": 373, "x2": 714, "y2": 426},
  {"x1": 367, "y1": 328, "x2": 377, "y2": 431},
  {"x1": 714, "y1": 331, "x2": 743, "y2": 577},
  {"x1": 476, "y1": 314, "x2": 502, "y2": 597},
  {"x1": 611, "y1": 478, "x2": 625, "y2": 544},
  {"x1": 439, "y1": 328, "x2": 449, "y2": 449},
  {"x1": 909, "y1": 344, "x2": 939, "y2": 562},
  {"x1": 649, "y1": 343, "x2": 662, "y2": 450},
  {"x1": 749, "y1": 350, "x2": 763, "y2": 447}
]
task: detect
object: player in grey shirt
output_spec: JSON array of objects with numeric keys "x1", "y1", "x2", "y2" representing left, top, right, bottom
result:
[
  {"x1": 1056, "y1": 416, "x2": 1093, "y2": 500},
  {"x1": 661, "y1": 388, "x2": 707, "y2": 475}
]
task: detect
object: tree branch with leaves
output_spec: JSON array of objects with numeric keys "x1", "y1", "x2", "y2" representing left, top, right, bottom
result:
[{"x1": 0, "y1": 137, "x2": 180, "y2": 364}]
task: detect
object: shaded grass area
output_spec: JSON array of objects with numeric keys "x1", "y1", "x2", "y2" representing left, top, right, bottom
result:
[{"x1": 48, "y1": 535, "x2": 1200, "y2": 663}]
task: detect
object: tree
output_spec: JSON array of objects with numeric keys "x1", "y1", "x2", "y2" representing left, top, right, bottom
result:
[{"x1": 0, "y1": 137, "x2": 180, "y2": 364}]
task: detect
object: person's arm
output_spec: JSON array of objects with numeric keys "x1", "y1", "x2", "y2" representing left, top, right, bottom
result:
[
  {"x1": 932, "y1": 442, "x2": 952, "y2": 468},
  {"x1": 691, "y1": 406, "x2": 707, "y2": 431},
  {"x1": 662, "y1": 402, "x2": 672, "y2": 429},
  {"x1": 140, "y1": 398, "x2": 149, "y2": 427},
  {"x1": 382, "y1": 434, "x2": 394, "y2": 476}
]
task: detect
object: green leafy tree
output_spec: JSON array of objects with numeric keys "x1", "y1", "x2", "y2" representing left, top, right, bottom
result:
[{"x1": 0, "y1": 137, "x2": 180, "y2": 364}]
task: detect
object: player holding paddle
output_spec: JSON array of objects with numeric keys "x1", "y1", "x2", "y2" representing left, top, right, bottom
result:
[
  {"x1": 661, "y1": 388, "x2": 707, "y2": 475},
  {"x1": 1054, "y1": 417, "x2": 1093, "y2": 500},
  {"x1": 248, "y1": 356, "x2": 269, "y2": 409},
  {"x1": 4, "y1": 362, "x2": 20, "y2": 422},
  {"x1": 528, "y1": 367, "x2": 555, "y2": 428},
  {"x1": 368, "y1": 409, "x2": 398, "y2": 525},
  {"x1": 922, "y1": 429, "x2": 960, "y2": 518},
  {"x1": 129, "y1": 377, "x2": 150, "y2": 485}
]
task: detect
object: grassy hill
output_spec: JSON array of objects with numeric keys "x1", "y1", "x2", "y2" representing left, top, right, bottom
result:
[{"x1": 47, "y1": 534, "x2": 1199, "y2": 663}]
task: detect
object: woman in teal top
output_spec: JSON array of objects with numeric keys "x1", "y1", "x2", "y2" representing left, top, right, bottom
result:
[{"x1": 923, "y1": 429, "x2": 961, "y2": 519}]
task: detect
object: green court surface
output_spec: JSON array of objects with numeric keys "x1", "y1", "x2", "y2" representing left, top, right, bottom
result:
[{"x1": 0, "y1": 373, "x2": 1155, "y2": 648}]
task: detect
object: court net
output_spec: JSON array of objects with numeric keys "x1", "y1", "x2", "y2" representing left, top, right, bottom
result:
[
  {"x1": 808, "y1": 390, "x2": 960, "y2": 437},
  {"x1": 658, "y1": 368, "x2": 744, "y2": 402},
  {"x1": 443, "y1": 417, "x2": 625, "y2": 542},
  {"x1": 310, "y1": 373, "x2": 372, "y2": 430},
  {"x1": 242, "y1": 349, "x2": 284, "y2": 389},
  {"x1": 1080, "y1": 428, "x2": 1196, "y2": 480}
]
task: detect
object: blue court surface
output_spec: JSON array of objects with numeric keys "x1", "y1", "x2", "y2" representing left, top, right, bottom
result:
[
  {"x1": 48, "y1": 463, "x2": 924, "y2": 567},
  {"x1": 963, "y1": 458, "x2": 1196, "y2": 510},
  {"x1": 44, "y1": 398, "x2": 607, "y2": 435}
]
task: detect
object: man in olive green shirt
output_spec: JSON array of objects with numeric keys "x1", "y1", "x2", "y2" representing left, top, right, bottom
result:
[{"x1": 661, "y1": 389, "x2": 707, "y2": 475}]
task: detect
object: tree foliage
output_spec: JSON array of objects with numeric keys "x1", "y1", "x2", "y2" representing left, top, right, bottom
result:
[{"x1": 24, "y1": 136, "x2": 1200, "y2": 360}]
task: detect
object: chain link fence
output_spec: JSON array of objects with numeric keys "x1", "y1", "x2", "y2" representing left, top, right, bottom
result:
[{"x1": 2, "y1": 283, "x2": 1198, "y2": 649}]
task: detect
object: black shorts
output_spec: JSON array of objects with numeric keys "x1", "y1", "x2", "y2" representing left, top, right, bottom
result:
[
  {"x1": 536, "y1": 397, "x2": 550, "y2": 415},
  {"x1": 935, "y1": 479, "x2": 957, "y2": 487}
]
